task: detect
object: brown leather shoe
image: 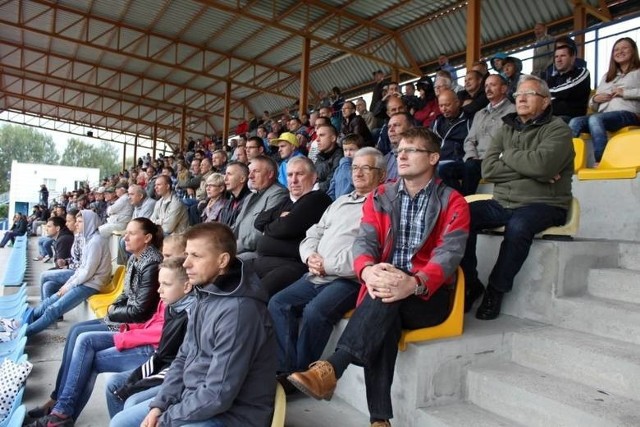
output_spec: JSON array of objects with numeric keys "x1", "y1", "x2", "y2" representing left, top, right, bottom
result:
[
  {"x1": 371, "y1": 421, "x2": 391, "y2": 427},
  {"x1": 287, "y1": 360, "x2": 337, "y2": 401}
]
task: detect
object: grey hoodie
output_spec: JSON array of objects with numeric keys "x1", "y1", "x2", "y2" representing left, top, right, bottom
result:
[
  {"x1": 150, "y1": 259, "x2": 276, "y2": 427},
  {"x1": 65, "y1": 210, "x2": 112, "y2": 291}
]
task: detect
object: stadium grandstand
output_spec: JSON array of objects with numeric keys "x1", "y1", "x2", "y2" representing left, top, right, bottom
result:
[{"x1": 1, "y1": 0, "x2": 640, "y2": 426}]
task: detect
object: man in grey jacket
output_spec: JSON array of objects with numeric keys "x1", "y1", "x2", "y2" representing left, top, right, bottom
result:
[
  {"x1": 233, "y1": 155, "x2": 288, "y2": 257},
  {"x1": 141, "y1": 222, "x2": 276, "y2": 427},
  {"x1": 99, "y1": 184, "x2": 134, "y2": 237},
  {"x1": 462, "y1": 75, "x2": 574, "y2": 320},
  {"x1": 150, "y1": 175, "x2": 188, "y2": 235},
  {"x1": 27, "y1": 210, "x2": 112, "y2": 336},
  {"x1": 461, "y1": 74, "x2": 516, "y2": 196}
]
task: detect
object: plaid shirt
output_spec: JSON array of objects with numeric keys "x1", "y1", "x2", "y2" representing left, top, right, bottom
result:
[{"x1": 392, "y1": 179, "x2": 433, "y2": 271}]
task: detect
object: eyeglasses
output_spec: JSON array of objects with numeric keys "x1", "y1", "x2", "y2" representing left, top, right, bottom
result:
[
  {"x1": 205, "y1": 184, "x2": 224, "y2": 188},
  {"x1": 396, "y1": 147, "x2": 434, "y2": 155},
  {"x1": 351, "y1": 165, "x2": 381, "y2": 173},
  {"x1": 513, "y1": 90, "x2": 546, "y2": 99}
]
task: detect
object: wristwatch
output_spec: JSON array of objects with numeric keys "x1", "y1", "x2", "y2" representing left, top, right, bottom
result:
[{"x1": 414, "y1": 276, "x2": 428, "y2": 296}]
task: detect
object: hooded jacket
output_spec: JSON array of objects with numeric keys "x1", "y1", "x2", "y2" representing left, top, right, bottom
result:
[
  {"x1": 483, "y1": 107, "x2": 574, "y2": 210},
  {"x1": 64, "y1": 210, "x2": 111, "y2": 292},
  {"x1": 431, "y1": 110, "x2": 471, "y2": 162},
  {"x1": 150, "y1": 259, "x2": 276, "y2": 427}
]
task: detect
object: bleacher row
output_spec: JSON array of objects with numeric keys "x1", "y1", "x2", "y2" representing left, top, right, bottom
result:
[{"x1": 0, "y1": 235, "x2": 30, "y2": 427}]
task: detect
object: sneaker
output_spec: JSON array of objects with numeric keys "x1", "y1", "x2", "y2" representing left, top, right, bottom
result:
[
  {"x1": 25, "y1": 413, "x2": 73, "y2": 427},
  {"x1": 33, "y1": 256, "x2": 44, "y2": 261},
  {"x1": 26, "y1": 400, "x2": 55, "y2": 419},
  {"x1": 42, "y1": 255, "x2": 51, "y2": 263}
]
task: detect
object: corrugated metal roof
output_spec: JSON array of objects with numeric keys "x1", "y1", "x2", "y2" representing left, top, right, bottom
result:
[{"x1": 0, "y1": 0, "x2": 636, "y2": 146}]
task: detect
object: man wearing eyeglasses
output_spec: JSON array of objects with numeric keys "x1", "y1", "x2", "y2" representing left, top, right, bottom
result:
[
  {"x1": 462, "y1": 75, "x2": 574, "y2": 320},
  {"x1": 270, "y1": 147, "x2": 385, "y2": 395},
  {"x1": 288, "y1": 128, "x2": 469, "y2": 427}
]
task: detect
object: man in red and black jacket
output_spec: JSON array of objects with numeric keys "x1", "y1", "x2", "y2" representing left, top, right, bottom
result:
[{"x1": 288, "y1": 127, "x2": 469, "y2": 427}]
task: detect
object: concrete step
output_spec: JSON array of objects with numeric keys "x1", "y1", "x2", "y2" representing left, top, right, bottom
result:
[
  {"x1": 511, "y1": 326, "x2": 640, "y2": 401},
  {"x1": 587, "y1": 267, "x2": 640, "y2": 304},
  {"x1": 467, "y1": 361, "x2": 640, "y2": 426},
  {"x1": 618, "y1": 242, "x2": 640, "y2": 271},
  {"x1": 554, "y1": 295, "x2": 640, "y2": 346},
  {"x1": 417, "y1": 403, "x2": 524, "y2": 427}
]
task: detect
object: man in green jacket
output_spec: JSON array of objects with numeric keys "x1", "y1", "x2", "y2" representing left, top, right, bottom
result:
[{"x1": 462, "y1": 75, "x2": 574, "y2": 320}]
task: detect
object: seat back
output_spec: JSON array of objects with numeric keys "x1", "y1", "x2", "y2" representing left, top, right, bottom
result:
[
  {"x1": 398, "y1": 266, "x2": 465, "y2": 351},
  {"x1": 270, "y1": 383, "x2": 286, "y2": 427},
  {"x1": 572, "y1": 138, "x2": 587, "y2": 173},
  {"x1": 599, "y1": 131, "x2": 640, "y2": 169}
]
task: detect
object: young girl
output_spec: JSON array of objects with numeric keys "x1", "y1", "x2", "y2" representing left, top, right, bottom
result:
[{"x1": 108, "y1": 256, "x2": 194, "y2": 425}]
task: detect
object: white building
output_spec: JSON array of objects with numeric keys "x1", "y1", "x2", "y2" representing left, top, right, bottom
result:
[{"x1": 8, "y1": 160, "x2": 100, "y2": 220}]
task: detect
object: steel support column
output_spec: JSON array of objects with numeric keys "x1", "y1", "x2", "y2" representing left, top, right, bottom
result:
[
  {"x1": 133, "y1": 135, "x2": 138, "y2": 167},
  {"x1": 573, "y1": 4, "x2": 587, "y2": 58},
  {"x1": 180, "y1": 106, "x2": 187, "y2": 153},
  {"x1": 152, "y1": 123, "x2": 158, "y2": 160},
  {"x1": 299, "y1": 37, "x2": 310, "y2": 118},
  {"x1": 466, "y1": 0, "x2": 481, "y2": 70},
  {"x1": 223, "y1": 80, "x2": 231, "y2": 142},
  {"x1": 122, "y1": 141, "x2": 127, "y2": 171}
]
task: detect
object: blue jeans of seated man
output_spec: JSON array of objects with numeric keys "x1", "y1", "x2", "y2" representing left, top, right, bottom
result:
[
  {"x1": 52, "y1": 320, "x2": 109, "y2": 401},
  {"x1": 51, "y1": 331, "x2": 154, "y2": 420},
  {"x1": 38, "y1": 236, "x2": 54, "y2": 258},
  {"x1": 110, "y1": 396, "x2": 225, "y2": 427},
  {"x1": 26, "y1": 285, "x2": 99, "y2": 336},
  {"x1": 438, "y1": 160, "x2": 483, "y2": 196},
  {"x1": 460, "y1": 200, "x2": 567, "y2": 293},
  {"x1": 40, "y1": 268, "x2": 75, "y2": 300},
  {"x1": 569, "y1": 110, "x2": 640, "y2": 161},
  {"x1": 105, "y1": 369, "x2": 161, "y2": 417},
  {"x1": 0, "y1": 231, "x2": 20, "y2": 247},
  {"x1": 267, "y1": 276, "x2": 360, "y2": 374},
  {"x1": 335, "y1": 288, "x2": 451, "y2": 421}
]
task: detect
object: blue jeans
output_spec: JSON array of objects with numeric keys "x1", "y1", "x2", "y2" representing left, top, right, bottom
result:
[
  {"x1": 267, "y1": 275, "x2": 360, "y2": 373},
  {"x1": 52, "y1": 331, "x2": 154, "y2": 419},
  {"x1": 38, "y1": 236, "x2": 54, "y2": 257},
  {"x1": 52, "y1": 320, "x2": 109, "y2": 401},
  {"x1": 569, "y1": 111, "x2": 640, "y2": 161},
  {"x1": 460, "y1": 200, "x2": 567, "y2": 293},
  {"x1": 40, "y1": 269, "x2": 75, "y2": 300},
  {"x1": 0, "y1": 231, "x2": 20, "y2": 247},
  {"x1": 26, "y1": 285, "x2": 99, "y2": 336},
  {"x1": 110, "y1": 397, "x2": 225, "y2": 427},
  {"x1": 105, "y1": 369, "x2": 161, "y2": 417}
]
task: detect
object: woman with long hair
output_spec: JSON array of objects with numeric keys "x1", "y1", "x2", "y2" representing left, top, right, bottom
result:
[
  {"x1": 569, "y1": 37, "x2": 640, "y2": 162},
  {"x1": 26, "y1": 218, "x2": 164, "y2": 425}
]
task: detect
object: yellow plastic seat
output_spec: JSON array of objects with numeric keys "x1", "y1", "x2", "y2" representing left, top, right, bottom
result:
[
  {"x1": 270, "y1": 383, "x2": 286, "y2": 427},
  {"x1": 464, "y1": 194, "x2": 580, "y2": 239},
  {"x1": 88, "y1": 265, "x2": 125, "y2": 318},
  {"x1": 572, "y1": 138, "x2": 587, "y2": 173},
  {"x1": 398, "y1": 266, "x2": 464, "y2": 351},
  {"x1": 578, "y1": 130, "x2": 640, "y2": 180}
]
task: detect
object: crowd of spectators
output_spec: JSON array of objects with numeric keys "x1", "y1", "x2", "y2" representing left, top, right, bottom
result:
[{"x1": 3, "y1": 27, "x2": 638, "y2": 427}]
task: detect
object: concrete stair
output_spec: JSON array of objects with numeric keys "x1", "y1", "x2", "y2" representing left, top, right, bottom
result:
[
  {"x1": 321, "y1": 239, "x2": 640, "y2": 426},
  {"x1": 587, "y1": 267, "x2": 640, "y2": 304},
  {"x1": 417, "y1": 402, "x2": 523, "y2": 427},
  {"x1": 467, "y1": 361, "x2": 640, "y2": 426}
]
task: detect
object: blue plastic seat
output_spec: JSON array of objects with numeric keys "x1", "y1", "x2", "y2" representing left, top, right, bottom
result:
[
  {"x1": 0, "y1": 404, "x2": 25, "y2": 427},
  {"x1": 0, "y1": 336, "x2": 26, "y2": 357}
]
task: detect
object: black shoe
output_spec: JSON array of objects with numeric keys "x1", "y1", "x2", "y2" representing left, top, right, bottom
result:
[
  {"x1": 276, "y1": 373, "x2": 300, "y2": 395},
  {"x1": 475, "y1": 287, "x2": 503, "y2": 320},
  {"x1": 465, "y1": 280, "x2": 485, "y2": 313}
]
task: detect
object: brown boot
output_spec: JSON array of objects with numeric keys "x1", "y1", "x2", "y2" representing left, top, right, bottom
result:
[
  {"x1": 371, "y1": 422, "x2": 391, "y2": 427},
  {"x1": 287, "y1": 360, "x2": 337, "y2": 401}
]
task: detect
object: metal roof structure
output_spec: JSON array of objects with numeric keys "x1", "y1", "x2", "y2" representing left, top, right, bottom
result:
[{"x1": 1, "y1": 0, "x2": 638, "y2": 149}]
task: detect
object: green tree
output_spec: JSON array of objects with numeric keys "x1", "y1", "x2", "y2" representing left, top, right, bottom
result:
[
  {"x1": 59, "y1": 138, "x2": 120, "y2": 178},
  {"x1": 0, "y1": 124, "x2": 61, "y2": 192}
]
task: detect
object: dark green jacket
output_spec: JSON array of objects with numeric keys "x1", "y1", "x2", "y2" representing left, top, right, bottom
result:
[{"x1": 482, "y1": 107, "x2": 574, "y2": 210}]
